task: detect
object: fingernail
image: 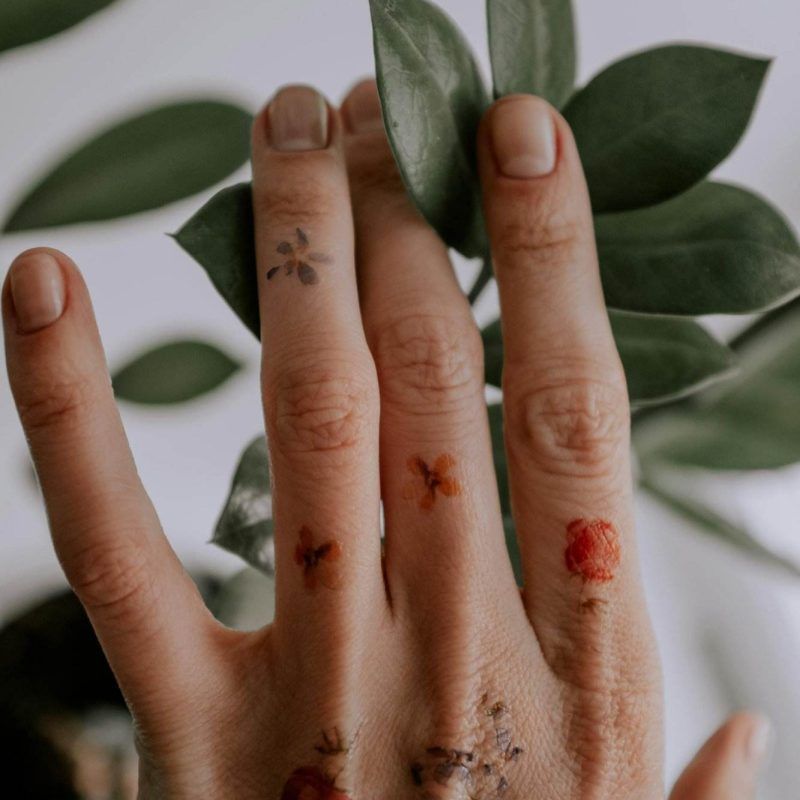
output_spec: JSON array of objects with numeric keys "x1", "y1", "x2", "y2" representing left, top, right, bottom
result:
[
  {"x1": 345, "y1": 81, "x2": 384, "y2": 133},
  {"x1": 9, "y1": 252, "x2": 65, "y2": 333},
  {"x1": 491, "y1": 96, "x2": 556, "y2": 178},
  {"x1": 268, "y1": 85, "x2": 329, "y2": 152},
  {"x1": 745, "y1": 715, "x2": 773, "y2": 767}
]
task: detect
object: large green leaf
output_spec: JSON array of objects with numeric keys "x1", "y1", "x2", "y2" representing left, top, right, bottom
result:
[
  {"x1": 4, "y1": 101, "x2": 253, "y2": 231},
  {"x1": 369, "y1": 0, "x2": 489, "y2": 257},
  {"x1": 112, "y1": 340, "x2": 241, "y2": 404},
  {"x1": 563, "y1": 45, "x2": 770, "y2": 213},
  {"x1": 595, "y1": 182, "x2": 800, "y2": 315},
  {"x1": 635, "y1": 300, "x2": 800, "y2": 470},
  {"x1": 487, "y1": 0, "x2": 576, "y2": 107},
  {"x1": 0, "y1": 0, "x2": 119, "y2": 53},
  {"x1": 173, "y1": 182, "x2": 260, "y2": 338},
  {"x1": 640, "y1": 477, "x2": 800, "y2": 578},
  {"x1": 213, "y1": 436, "x2": 274, "y2": 574},
  {"x1": 482, "y1": 312, "x2": 736, "y2": 406}
]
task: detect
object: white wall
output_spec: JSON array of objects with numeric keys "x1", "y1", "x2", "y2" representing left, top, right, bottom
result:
[{"x1": 1, "y1": 1, "x2": 799, "y2": 795}]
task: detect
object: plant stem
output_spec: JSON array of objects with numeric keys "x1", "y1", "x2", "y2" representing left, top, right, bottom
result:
[
  {"x1": 467, "y1": 256, "x2": 493, "y2": 306},
  {"x1": 639, "y1": 475, "x2": 800, "y2": 578}
]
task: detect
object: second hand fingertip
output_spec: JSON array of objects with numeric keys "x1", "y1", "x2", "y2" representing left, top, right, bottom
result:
[
  {"x1": 490, "y1": 96, "x2": 557, "y2": 179},
  {"x1": 8, "y1": 251, "x2": 66, "y2": 334},
  {"x1": 268, "y1": 85, "x2": 330, "y2": 152}
]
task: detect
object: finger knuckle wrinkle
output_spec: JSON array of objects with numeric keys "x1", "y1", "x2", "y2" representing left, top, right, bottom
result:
[
  {"x1": 18, "y1": 378, "x2": 95, "y2": 435},
  {"x1": 496, "y1": 211, "x2": 583, "y2": 272},
  {"x1": 508, "y1": 378, "x2": 627, "y2": 478},
  {"x1": 68, "y1": 538, "x2": 156, "y2": 622},
  {"x1": 254, "y1": 179, "x2": 337, "y2": 229},
  {"x1": 373, "y1": 313, "x2": 483, "y2": 412},
  {"x1": 271, "y1": 365, "x2": 375, "y2": 457}
]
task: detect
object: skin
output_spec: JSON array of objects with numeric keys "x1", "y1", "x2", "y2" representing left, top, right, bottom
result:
[{"x1": 1, "y1": 82, "x2": 770, "y2": 799}]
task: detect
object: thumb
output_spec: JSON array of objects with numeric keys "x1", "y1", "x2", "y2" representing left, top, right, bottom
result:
[{"x1": 670, "y1": 712, "x2": 772, "y2": 800}]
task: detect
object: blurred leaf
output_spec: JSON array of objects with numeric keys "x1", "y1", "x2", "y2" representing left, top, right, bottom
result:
[
  {"x1": 596, "y1": 182, "x2": 800, "y2": 315},
  {"x1": 640, "y1": 477, "x2": 800, "y2": 577},
  {"x1": 4, "y1": 101, "x2": 253, "y2": 231},
  {"x1": 212, "y1": 567, "x2": 275, "y2": 631},
  {"x1": 0, "y1": 0, "x2": 119, "y2": 53},
  {"x1": 488, "y1": 403, "x2": 509, "y2": 513},
  {"x1": 487, "y1": 0, "x2": 576, "y2": 107},
  {"x1": 213, "y1": 436, "x2": 274, "y2": 574},
  {"x1": 113, "y1": 340, "x2": 240, "y2": 404},
  {"x1": 563, "y1": 45, "x2": 770, "y2": 213},
  {"x1": 482, "y1": 312, "x2": 737, "y2": 406},
  {"x1": 173, "y1": 182, "x2": 260, "y2": 338},
  {"x1": 635, "y1": 300, "x2": 800, "y2": 470},
  {"x1": 370, "y1": 0, "x2": 489, "y2": 257},
  {"x1": 503, "y1": 515, "x2": 523, "y2": 586}
]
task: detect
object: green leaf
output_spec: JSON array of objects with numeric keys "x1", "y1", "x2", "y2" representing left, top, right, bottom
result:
[
  {"x1": 563, "y1": 45, "x2": 770, "y2": 213},
  {"x1": 487, "y1": 0, "x2": 576, "y2": 107},
  {"x1": 596, "y1": 182, "x2": 800, "y2": 315},
  {"x1": 213, "y1": 436, "x2": 274, "y2": 574},
  {"x1": 610, "y1": 311, "x2": 737, "y2": 406},
  {"x1": 112, "y1": 340, "x2": 241, "y2": 405},
  {"x1": 635, "y1": 300, "x2": 800, "y2": 470},
  {"x1": 487, "y1": 405, "x2": 520, "y2": 582},
  {"x1": 640, "y1": 477, "x2": 800, "y2": 578},
  {"x1": 4, "y1": 101, "x2": 253, "y2": 231},
  {"x1": 174, "y1": 182, "x2": 260, "y2": 338},
  {"x1": 482, "y1": 312, "x2": 736, "y2": 406},
  {"x1": 0, "y1": 0, "x2": 118, "y2": 53},
  {"x1": 503, "y1": 515, "x2": 523, "y2": 586},
  {"x1": 488, "y1": 403, "x2": 510, "y2": 513},
  {"x1": 212, "y1": 567, "x2": 276, "y2": 631},
  {"x1": 369, "y1": 0, "x2": 489, "y2": 257}
]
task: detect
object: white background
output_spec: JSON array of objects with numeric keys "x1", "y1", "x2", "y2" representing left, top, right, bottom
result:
[{"x1": 1, "y1": 0, "x2": 799, "y2": 795}]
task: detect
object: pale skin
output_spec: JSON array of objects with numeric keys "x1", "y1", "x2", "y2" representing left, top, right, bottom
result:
[{"x1": 2, "y1": 81, "x2": 771, "y2": 799}]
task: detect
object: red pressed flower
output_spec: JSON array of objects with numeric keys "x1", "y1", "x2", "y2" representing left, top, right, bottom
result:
[
  {"x1": 564, "y1": 518, "x2": 621, "y2": 583},
  {"x1": 402, "y1": 454, "x2": 461, "y2": 510},
  {"x1": 294, "y1": 526, "x2": 343, "y2": 590},
  {"x1": 280, "y1": 766, "x2": 350, "y2": 800}
]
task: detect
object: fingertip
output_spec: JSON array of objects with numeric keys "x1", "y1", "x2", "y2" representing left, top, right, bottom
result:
[
  {"x1": 479, "y1": 95, "x2": 560, "y2": 180},
  {"x1": 252, "y1": 84, "x2": 342, "y2": 155},
  {"x1": 340, "y1": 78, "x2": 384, "y2": 135},
  {"x1": 3, "y1": 248, "x2": 78, "y2": 335}
]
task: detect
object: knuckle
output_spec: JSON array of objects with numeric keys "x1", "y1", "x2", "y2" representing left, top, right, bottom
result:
[
  {"x1": 372, "y1": 312, "x2": 484, "y2": 413},
  {"x1": 494, "y1": 206, "x2": 586, "y2": 272},
  {"x1": 505, "y1": 368, "x2": 628, "y2": 479},
  {"x1": 253, "y1": 176, "x2": 338, "y2": 231},
  {"x1": 17, "y1": 376, "x2": 97, "y2": 436},
  {"x1": 268, "y1": 359, "x2": 376, "y2": 459},
  {"x1": 66, "y1": 535, "x2": 157, "y2": 624}
]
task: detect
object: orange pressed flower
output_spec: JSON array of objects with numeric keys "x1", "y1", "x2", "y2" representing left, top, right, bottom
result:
[{"x1": 402, "y1": 454, "x2": 461, "y2": 510}]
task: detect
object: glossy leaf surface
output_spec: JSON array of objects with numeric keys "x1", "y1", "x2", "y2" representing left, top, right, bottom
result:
[
  {"x1": 370, "y1": 0, "x2": 489, "y2": 256},
  {"x1": 213, "y1": 436, "x2": 274, "y2": 574},
  {"x1": 564, "y1": 45, "x2": 770, "y2": 213},
  {"x1": 596, "y1": 182, "x2": 800, "y2": 315},
  {"x1": 174, "y1": 182, "x2": 260, "y2": 338},
  {"x1": 487, "y1": 0, "x2": 576, "y2": 106}
]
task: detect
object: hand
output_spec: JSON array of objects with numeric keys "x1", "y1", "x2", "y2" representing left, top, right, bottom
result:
[{"x1": 2, "y1": 81, "x2": 771, "y2": 799}]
